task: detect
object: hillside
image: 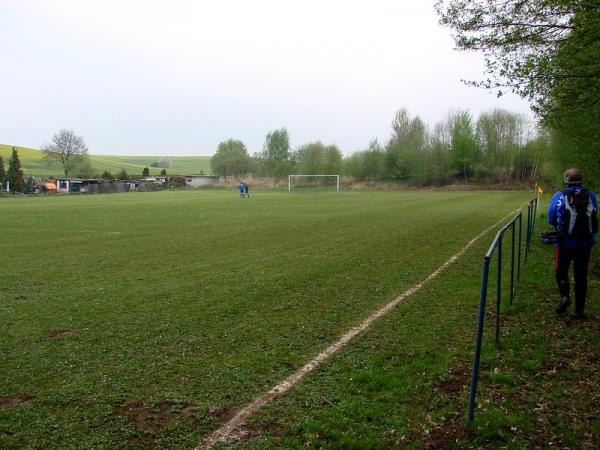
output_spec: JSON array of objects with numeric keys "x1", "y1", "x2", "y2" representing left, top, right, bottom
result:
[{"x1": 0, "y1": 144, "x2": 212, "y2": 177}]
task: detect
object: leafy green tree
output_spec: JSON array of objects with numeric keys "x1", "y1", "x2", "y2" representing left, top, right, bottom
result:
[
  {"x1": 142, "y1": 167, "x2": 150, "y2": 177},
  {"x1": 210, "y1": 139, "x2": 250, "y2": 177},
  {"x1": 476, "y1": 109, "x2": 527, "y2": 183},
  {"x1": 389, "y1": 108, "x2": 427, "y2": 151},
  {"x1": 343, "y1": 152, "x2": 364, "y2": 179},
  {"x1": 295, "y1": 142, "x2": 342, "y2": 175},
  {"x1": 345, "y1": 139, "x2": 386, "y2": 182},
  {"x1": 248, "y1": 155, "x2": 267, "y2": 177},
  {"x1": 449, "y1": 111, "x2": 479, "y2": 182},
  {"x1": 42, "y1": 129, "x2": 90, "y2": 176},
  {"x1": 429, "y1": 122, "x2": 451, "y2": 185},
  {"x1": 385, "y1": 145, "x2": 415, "y2": 182},
  {"x1": 386, "y1": 108, "x2": 430, "y2": 183},
  {"x1": 100, "y1": 170, "x2": 113, "y2": 180},
  {"x1": 361, "y1": 139, "x2": 386, "y2": 182},
  {"x1": 117, "y1": 169, "x2": 128, "y2": 180},
  {"x1": 160, "y1": 169, "x2": 167, "y2": 176},
  {"x1": 262, "y1": 128, "x2": 292, "y2": 177},
  {"x1": 68, "y1": 154, "x2": 95, "y2": 178},
  {"x1": 7, "y1": 147, "x2": 25, "y2": 193},
  {"x1": 323, "y1": 144, "x2": 342, "y2": 174},
  {"x1": 0, "y1": 156, "x2": 6, "y2": 190},
  {"x1": 517, "y1": 133, "x2": 551, "y2": 184}
]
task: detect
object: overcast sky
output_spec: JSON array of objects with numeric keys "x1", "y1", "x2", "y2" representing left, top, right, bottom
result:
[{"x1": 1, "y1": 0, "x2": 533, "y2": 156}]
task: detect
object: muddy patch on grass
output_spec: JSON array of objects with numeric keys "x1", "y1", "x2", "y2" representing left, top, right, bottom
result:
[
  {"x1": 46, "y1": 329, "x2": 73, "y2": 340},
  {"x1": 0, "y1": 394, "x2": 36, "y2": 408},
  {"x1": 119, "y1": 402, "x2": 204, "y2": 435},
  {"x1": 210, "y1": 404, "x2": 239, "y2": 422},
  {"x1": 412, "y1": 361, "x2": 473, "y2": 447},
  {"x1": 422, "y1": 419, "x2": 471, "y2": 449},
  {"x1": 408, "y1": 411, "x2": 472, "y2": 449},
  {"x1": 118, "y1": 402, "x2": 176, "y2": 434},
  {"x1": 181, "y1": 405, "x2": 200, "y2": 418},
  {"x1": 434, "y1": 365, "x2": 470, "y2": 396},
  {"x1": 244, "y1": 420, "x2": 286, "y2": 440}
]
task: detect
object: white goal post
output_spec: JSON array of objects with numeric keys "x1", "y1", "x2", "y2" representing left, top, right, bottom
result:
[{"x1": 288, "y1": 174, "x2": 340, "y2": 192}]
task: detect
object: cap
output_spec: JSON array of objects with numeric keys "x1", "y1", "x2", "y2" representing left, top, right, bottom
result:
[{"x1": 564, "y1": 168, "x2": 583, "y2": 185}]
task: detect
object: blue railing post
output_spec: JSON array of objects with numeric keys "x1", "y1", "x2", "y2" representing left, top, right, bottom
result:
[
  {"x1": 525, "y1": 203, "x2": 531, "y2": 261},
  {"x1": 531, "y1": 198, "x2": 537, "y2": 232},
  {"x1": 529, "y1": 202, "x2": 533, "y2": 256},
  {"x1": 528, "y1": 202, "x2": 533, "y2": 247},
  {"x1": 528, "y1": 199, "x2": 537, "y2": 250},
  {"x1": 517, "y1": 212, "x2": 522, "y2": 281},
  {"x1": 467, "y1": 257, "x2": 491, "y2": 421},
  {"x1": 495, "y1": 235, "x2": 502, "y2": 345},
  {"x1": 510, "y1": 222, "x2": 515, "y2": 304}
]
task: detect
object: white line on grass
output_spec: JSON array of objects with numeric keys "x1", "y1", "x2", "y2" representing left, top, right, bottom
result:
[{"x1": 197, "y1": 211, "x2": 518, "y2": 449}]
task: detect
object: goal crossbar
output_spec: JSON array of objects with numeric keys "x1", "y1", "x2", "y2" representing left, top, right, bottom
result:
[{"x1": 288, "y1": 174, "x2": 340, "y2": 192}]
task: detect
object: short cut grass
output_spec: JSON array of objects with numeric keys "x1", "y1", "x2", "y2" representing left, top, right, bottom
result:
[{"x1": 0, "y1": 189, "x2": 532, "y2": 448}]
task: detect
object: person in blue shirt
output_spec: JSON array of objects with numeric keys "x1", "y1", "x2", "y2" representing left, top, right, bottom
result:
[
  {"x1": 239, "y1": 181, "x2": 245, "y2": 198},
  {"x1": 548, "y1": 168, "x2": 598, "y2": 318}
]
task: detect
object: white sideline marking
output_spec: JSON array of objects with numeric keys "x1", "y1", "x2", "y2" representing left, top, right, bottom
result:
[{"x1": 197, "y1": 212, "x2": 516, "y2": 449}]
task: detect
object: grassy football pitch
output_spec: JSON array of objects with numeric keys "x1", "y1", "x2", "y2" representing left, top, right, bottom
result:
[{"x1": 0, "y1": 189, "x2": 532, "y2": 448}]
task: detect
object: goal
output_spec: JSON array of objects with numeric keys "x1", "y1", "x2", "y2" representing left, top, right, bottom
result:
[{"x1": 288, "y1": 175, "x2": 340, "y2": 192}]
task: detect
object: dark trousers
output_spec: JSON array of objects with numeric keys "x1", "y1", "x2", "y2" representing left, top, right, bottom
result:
[{"x1": 555, "y1": 246, "x2": 592, "y2": 315}]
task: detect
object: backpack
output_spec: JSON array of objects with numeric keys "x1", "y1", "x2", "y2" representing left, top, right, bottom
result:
[{"x1": 559, "y1": 189, "x2": 598, "y2": 240}]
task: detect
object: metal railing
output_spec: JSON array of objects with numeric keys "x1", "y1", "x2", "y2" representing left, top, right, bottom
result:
[
  {"x1": 467, "y1": 198, "x2": 537, "y2": 421},
  {"x1": 525, "y1": 197, "x2": 538, "y2": 262}
]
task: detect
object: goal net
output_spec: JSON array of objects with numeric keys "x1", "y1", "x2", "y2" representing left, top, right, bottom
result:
[{"x1": 288, "y1": 175, "x2": 340, "y2": 192}]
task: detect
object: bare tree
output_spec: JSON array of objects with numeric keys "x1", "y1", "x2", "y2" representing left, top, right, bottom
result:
[{"x1": 42, "y1": 129, "x2": 89, "y2": 176}]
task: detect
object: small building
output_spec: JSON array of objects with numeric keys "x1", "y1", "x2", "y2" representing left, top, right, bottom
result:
[
  {"x1": 54, "y1": 178, "x2": 129, "y2": 194},
  {"x1": 55, "y1": 178, "x2": 88, "y2": 194},
  {"x1": 184, "y1": 174, "x2": 220, "y2": 188}
]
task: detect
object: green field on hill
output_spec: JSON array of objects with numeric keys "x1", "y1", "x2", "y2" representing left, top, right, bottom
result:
[
  {"x1": 0, "y1": 144, "x2": 212, "y2": 177},
  {"x1": 1, "y1": 190, "x2": 597, "y2": 449}
]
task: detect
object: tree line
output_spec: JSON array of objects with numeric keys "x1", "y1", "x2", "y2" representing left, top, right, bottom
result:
[
  {"x1": 211, "y1": 107, "x2": 551, "y2": 186},
  {"x1": 210, "y1": 131, "x2": 343, "y2": 181},
  {"x1": 436, "y1": 0, "x2": 600, "y2": 189}
]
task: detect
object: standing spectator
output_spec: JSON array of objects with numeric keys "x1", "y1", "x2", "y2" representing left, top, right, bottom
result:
[
  {"x1": 239, "y1": 181, "x2": 245, "y2": 198},
  {"x1": 548, "y1": 168, "x2": 598, "y2": 319},
  {"x1": 244, "y1": 182, "x2": 250, "y2": 198}
]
